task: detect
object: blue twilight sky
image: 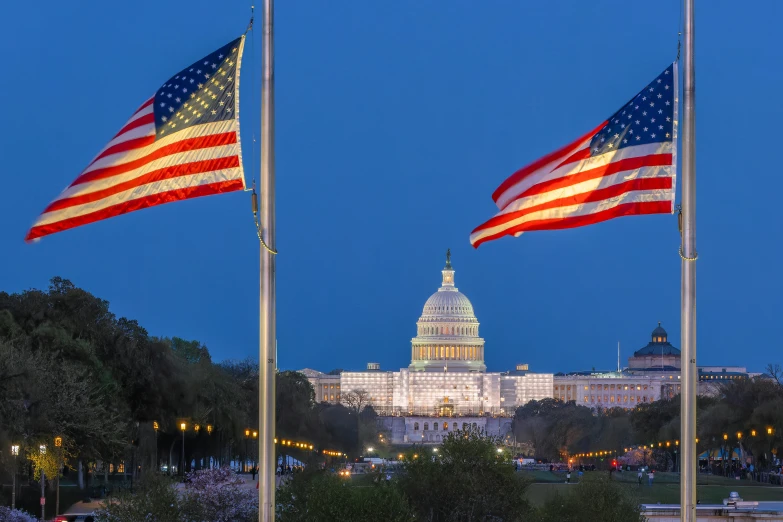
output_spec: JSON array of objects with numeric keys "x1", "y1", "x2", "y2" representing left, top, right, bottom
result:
[{"x1": 0, "y1": 1, "x2": 780, "y2": 374}]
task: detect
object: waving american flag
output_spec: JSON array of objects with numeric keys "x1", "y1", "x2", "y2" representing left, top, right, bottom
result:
[
  {"x1": 26, "y1": 36, "x2": 247, "y2": 241},
  {"x1": 470, "y1": 63, "x2": 677, "y2": 248}
]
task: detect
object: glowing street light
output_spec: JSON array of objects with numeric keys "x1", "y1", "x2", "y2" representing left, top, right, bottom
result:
[
  {"x1": 207, "y1": 425, "x2": 213, "y2": 434},
  {"x1": 10, "y1": 445, "x2": 19, "y2": 509},
  {"x1": 180, "y1": 423, "x2": 186, "y2": 477}
]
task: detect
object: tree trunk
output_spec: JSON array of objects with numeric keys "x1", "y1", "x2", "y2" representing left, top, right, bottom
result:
[{"x1": 77, "y1": 459, "x2": 85, "y2": 490}]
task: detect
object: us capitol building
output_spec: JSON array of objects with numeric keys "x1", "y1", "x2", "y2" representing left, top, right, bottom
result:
[
  {"x1": 300, "y1": 253, "x2": 752, "y2": 445},
  {"x1": 300, "y1": 253, "x2": 553, "y2": 443}
]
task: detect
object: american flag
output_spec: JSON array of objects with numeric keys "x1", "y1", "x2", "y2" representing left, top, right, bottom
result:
[
  {"x1": 26, "y1": 36, "x2": 247, "y2": 242},
  {"x1": 470, "y1": 63, "x2": 677, "y2": 248}
]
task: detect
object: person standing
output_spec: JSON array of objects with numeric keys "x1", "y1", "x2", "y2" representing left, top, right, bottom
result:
[
  {"x1": 648, "y1": 469, "x2": 655, "y2": 486},
  {"x1": 566, "y1": 470, "x2": 571, "y2": 484},
  {"x1": 637, "y1": 469, "x2": 643, "y2": 486}
]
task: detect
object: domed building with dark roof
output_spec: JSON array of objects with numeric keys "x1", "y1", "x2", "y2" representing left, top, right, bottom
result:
[{"x1": 628, "y1": 322, "x2": 681, "y2": 370}]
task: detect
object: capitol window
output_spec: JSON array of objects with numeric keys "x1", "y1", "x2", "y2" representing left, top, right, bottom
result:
[
  {"x1": 453, "y1": 422, "x2": 458, "y2": 431},
  {"x1": 414, "y1": 422, "x2": 419, "y2": 431},
  {"x1": 424, "y1": 422, "x2": 429, "y2": 431},
  {"x1": 433, "y1": 423, "x2": 438, "y2": 431},
  {"x1": 443, "y1": 422, "x2": 448, "y2": 430}
]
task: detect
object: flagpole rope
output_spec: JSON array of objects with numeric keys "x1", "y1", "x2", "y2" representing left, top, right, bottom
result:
[{"x1": 248, "y1": 5, "x2": 277, "y2": 256}]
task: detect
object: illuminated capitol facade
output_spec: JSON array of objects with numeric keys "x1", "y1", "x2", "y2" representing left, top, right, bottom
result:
[{"x1": 301, "y1": 253, "x2": 553, "y2": 443}]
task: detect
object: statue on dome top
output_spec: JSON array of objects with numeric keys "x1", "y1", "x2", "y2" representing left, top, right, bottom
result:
[{"x1": 445, "y1": 248, "x2": 452, "y2": 269}]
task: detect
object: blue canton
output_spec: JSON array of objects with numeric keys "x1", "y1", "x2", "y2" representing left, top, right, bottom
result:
[
  {"x1": 590, "y1": 64, "x2": 675, "y2": 156},
  {"x1": 153, "y1": 37, "x2": 242, "y2": 139}
]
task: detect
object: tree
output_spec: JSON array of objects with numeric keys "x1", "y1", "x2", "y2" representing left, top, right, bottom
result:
[
  {"x1": 277, "y1": 470, "x2": 414, "y2": 522},
  {"x1": 341, "y1": 389, "x2": 369, "y2": 413},
  {"x1": 396, "y1": 426, "x2": 532, "y2": 521}
]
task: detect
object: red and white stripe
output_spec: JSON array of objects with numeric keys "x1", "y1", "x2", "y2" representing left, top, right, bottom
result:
[
  {"x1": 470, "y1": 125, "x2": 676, "y2": 248},
  {"x1": 26, "y1": 42, "x2": 246, "y2": 242}
]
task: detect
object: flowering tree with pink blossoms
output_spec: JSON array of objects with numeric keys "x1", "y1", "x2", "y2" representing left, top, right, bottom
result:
[{"x1": 181, "y1": 467, "x2": 257, "y2": 522}]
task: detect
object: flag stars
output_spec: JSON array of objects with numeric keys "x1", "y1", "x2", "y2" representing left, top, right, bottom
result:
[{"x1": 651, "y1": 133, "x2": 656, "y2": 138}]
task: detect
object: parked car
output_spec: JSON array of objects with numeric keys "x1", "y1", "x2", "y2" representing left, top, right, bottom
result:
[{"x1": 54, "y1": 513, "x2": 96, "y2": 522}]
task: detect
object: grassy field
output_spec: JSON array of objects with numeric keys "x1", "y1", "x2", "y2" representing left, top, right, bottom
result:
[{"x1": 520, "y1": 470, "x2": 783, "y2": 507}]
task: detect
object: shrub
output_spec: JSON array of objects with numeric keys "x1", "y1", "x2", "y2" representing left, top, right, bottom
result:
[
  {"x1": 534, "y1": 473, "x2": 644, "y2": 522},
  {"x1": 0, "y1": 507, "x2": 39, "y2": 522}
]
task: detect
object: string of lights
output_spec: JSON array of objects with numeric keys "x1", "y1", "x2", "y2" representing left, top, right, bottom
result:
[{"x1": 571, "y1": 426, "x2": 776, "y2": 459}]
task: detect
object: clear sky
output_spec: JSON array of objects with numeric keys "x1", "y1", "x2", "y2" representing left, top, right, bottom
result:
[{"x1": 1, "y1": 1, "x2": 780, "y2": 374}]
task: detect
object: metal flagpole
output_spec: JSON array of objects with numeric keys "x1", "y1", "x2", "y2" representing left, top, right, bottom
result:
[
  {"x1": 259, "y1": 0, "x2": 277, "y2": 519},
  {"x1": 680, "y1": 0, "x2": 697, "y2": 520}
]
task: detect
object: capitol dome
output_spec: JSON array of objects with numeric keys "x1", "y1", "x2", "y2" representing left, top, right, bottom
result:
[{"x1": 409, "y1": 251, "x2": 486, "y2": 373}]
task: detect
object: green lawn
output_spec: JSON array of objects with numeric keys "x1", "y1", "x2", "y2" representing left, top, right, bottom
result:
[{"x1": 520, "y1": 471, "x2": 783, "y2": 507}]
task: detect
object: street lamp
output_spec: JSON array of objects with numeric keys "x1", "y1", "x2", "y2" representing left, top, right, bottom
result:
[
  {"x1": 252, "y1": 431, "x2": 258, "y2": 471},
  {"x1": 180, "y1": 423, "x2": 186, "y2": 476},
  {"x1": 54, "y1": 437, "x2": 63, "y2": 517},
  {"x1": 207, "y1": 424, "x2": 213, "y2": 434},
  {"x1": 768, "y1": 427, "x2": 774, "y2": 436},
  {"x1": 11, "y1": 445, "x2": 19, "y2": 509},
  {"x1": 244, "y1": 429, "x2": 250, "y2": 472},
  {"x1": 153, "y1": 421, "x2": 159, "y2": 473},
  {"x1": 39, "y1": 444, "x2": 46, "y2": 521}
]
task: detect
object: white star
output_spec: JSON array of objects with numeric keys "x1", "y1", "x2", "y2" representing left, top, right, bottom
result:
[
  {"x1": 666, "y1": 117, "x2": 671, "y2": 122},
  {"x1": 219, "y1": 85, "x2": 225, "y2": 91},
  {"x1": 211, "y1": 94, "x2": 217, "y2": 99},
  {"x1": 211, "y1": 63, "x2": 217, "y2": 68},
  {"x1": 167, "y1": 93, "x2": 172, "y2": 98},
  {"x1": 629, "y1": 129, "x2": 634, "y2": 134},
  {"x1": 203, "y1": 60, "x2": 209, "y2": 65},
  {"x1": 665, "y1": 101, "x2": 671, "y2": 106},
  {"x1": 665, "y1": 70, "x2": 669, "y2": 74},
  {"x1": 226, "y1": 107, "x2": 232, "y2": 112},
  {"x1": 218, "y1": 54, "x2": 224, "y2": 59},
  {"x1": 227, "y1": 92, "x2": 232, "y2": 97},
  {"x1": 607, "y1": 143, "x2": 614, "y2": 148},
  {"x1": 168, "y1": 106, "x2": 174, "y2": 113},
  {"x1": 205, "y1": 73, "x2": 210, "y2": 79},
  {"x1": 642, "y1": 96, "x2": 647, "y2": 101},
  {"x1": 635, "y1": 120, "x2": 640, "y2": 124},
  {"x1": 189, "y1": 68, "x2": 194, "y2": 72},
  {"x1": 614, "y1": 133, "x2": 619, "y2": 139},
  {"x1": 190, "y1": 93, "x2": 196, "y2": 98},
  {"x1": 643, "y1": 127, "x2": 648, "y2": 131},
  {"x1": 651, "y1": 133, "x2": 656, "y2": 138},
  {"x1": 197, "y1": 69, "x2": 202, "y2": 74},
  {"x1": 659, "y1": 125, "x2": 664, "y2": 130},
  {"x1": 658, "y1": 110, "x2": 663, "y2": 114},
  {"x1": 160, "y1": 102, "x2": 166, "y2": 107},
  {"x1": 657, "y1": 94, "x2": 663, "y2": 99},
  {"x1": 628, "y1": 114, "x2": 632, "y2": 119},
  {"x1": 664, "y1": 85, "x2": 670, "y2": 90},
  {"x1": 650, "y1": 102, "x2": 655, "y2": 107},
  {"x1": 219, "y1": 101, "x2": 225, "y2": 106},
  {"x1": 211, "y1": 110, "x2": 217, "y2": 115},
  {"x1": 642, "y1": 111, "x2": 647, "y2": 116},
  {"x1": 651, "y1": 118, "x2": 656, "y2": 123},
  {"x1": 657, "y1": 79, "x2": 662, "y2": 83},
  {"x1": 197, "y1": 83, "x2": 203, "y2": 88},
  {"x1": 620, "y1": 124, "x2": 625, "y2": 129},
  {"x1": 635, "y1": 105, "x2": 639, "y2": 110},
  {"x1": 601, "y1": 136, "x2": 606, "y2": 142},
  {"x1": 227, "y1": 77, "x2": 233, "y2": 82},
  {"x1": 190, "y1": 79, "x2": 195, "y2": 84},
  {"x1": 161, "y1": 116, "x2": 167, "y2": 122},
  {"x1": 594, "y1": 147, "x2": 600, "y2": 153},
  {"x1": 636, "y1": 136, "x2": 641, "y2": 140},
  {"x1": 183, "y1": 88, "x2": 188, "y2": 93},
  {"x1": 175, "y1": 97, "x2": 181, "y2": 103},
  {"x1": 649, "y1": 87, "x2": 654, "y2": 92},
  {"x1": 228, "y1": 60, "x2": 234, "y2": 66},
  {"x1": 622, "y1": 111, "x2": 626, "y2": 115},
  {"x1": 623, "y1": 139, "x2": 628, "y2": 144},
  {"x1": 665, "y1": 132, "x2": 670, "y2": 138},
  {"x1": 174, "y1": 85, "x2": 179, "y2": 89}
]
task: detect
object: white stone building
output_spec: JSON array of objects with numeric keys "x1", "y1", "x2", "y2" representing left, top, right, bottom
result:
[{"x1": 300, "y1": 254, "x2": 553, "y2": 443}]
